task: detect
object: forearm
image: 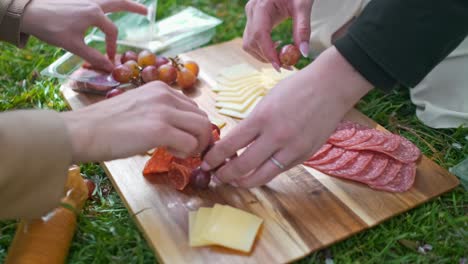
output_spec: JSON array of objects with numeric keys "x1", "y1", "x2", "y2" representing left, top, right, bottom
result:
[
  {"x1": 0, "y1": 110, "x2": 72, "y2": 220},
  {"x1": 335, "y1": 0, "x2": 468, "y2": 91},
  {"x1": 0, "y1": 0, "x2": 32, "y2": 47}
]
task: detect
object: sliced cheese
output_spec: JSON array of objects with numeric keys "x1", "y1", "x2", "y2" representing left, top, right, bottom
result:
[
  {"x1": 217, "y1": 82, "x2": 260, "y2": 97},
  {"x1": 216, "y1": 87, "x2": 264, "y2": 103},
  {"x1": 218, "y1": 63, "x2": 259, "y2": 81},
  {"x1": 218, "y1": 96, "x2": 263, "y2": 119},
  {"x1": 215, "y1": 89, "x2": 263, "y2": 112},
  {"x1": 210, "y1": 117, "x2": 226, "y2": 129},
  {"x1": 190, "y1": 207, "x2": 214, "y2": 247},
  {"x1": 202, "y1": 205, "x2": 263, "y2": 253}
]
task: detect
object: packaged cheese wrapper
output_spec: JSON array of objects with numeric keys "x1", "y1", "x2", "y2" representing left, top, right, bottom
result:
[{"x1": 5, "y1": 165, "x2": 90, "y2": 264}]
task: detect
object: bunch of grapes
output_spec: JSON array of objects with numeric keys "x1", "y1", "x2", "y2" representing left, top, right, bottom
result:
[{"x1": 107, "y1": 50, "x2": 199, "y2": 98}]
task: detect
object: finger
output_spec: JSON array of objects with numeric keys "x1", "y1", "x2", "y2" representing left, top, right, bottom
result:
[
  {"x1": 236, "y1": 147, "x2": 298, "y2": 188},
  {"x1": 99, "y1": 0, "x2": 148, "y2": 15},
  {"x1": 142, "y1": 81, "x2": 198, "y2": 107},
  {"x1": 69, "y1": 41, "x2": 114, "y2": 72},
  {"x1": 169, "y1": 111, "x2": 212, "y2": 155},
  {"x1": 94, "y1": 14, "x2": 118, "y2": 62},
  {"x1": 214, "y1": 134, "x2": 278, "y2": 183},
  {"x1": 161, "y1": 127, "x2": 198, "y2": 158},
  {"x1": 169, "y1": 93, "x2": 206, "y2": 117},
  {"x1": 201, "y1": 120, "x2": 259, "y2": 171},
  {"x1": 256, "y1": 36, "x2": 281, "y2": 72},
  {"x1": 292, "y1": 1, "x2": 313, "y2": 57}
]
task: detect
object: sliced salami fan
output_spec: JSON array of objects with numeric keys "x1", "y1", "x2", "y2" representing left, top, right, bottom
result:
[
  {"x1": 347, "y1": 131, "x2": 386, "y2": 149},
  {"x1": 305, "y1": 147, "x2": 346, "y2": 165},
  {"x1": 308, "y1": 144, "x2": 333, "y2": 160},
  {"x1": 382, "y1": 137, "x2": 421, "y2": 163},
  {"x1": 362, "y1": 134, "x2": 401, "y2": 152},
  {"x1": 330, "y1": 130, "x2": 373, "y2": 147},
  {"x1": 370, "y1": 163, "x2": 416, "y2": 192},
  {"x1": 323, "y1": 152, "x2": 373, "y2": 177},
  {"x1": 314, "y1": 150, "x2": 360, "y2": 171},
  {"x1": 366, "y1": 159, "x2": 403, "y2": 186},
  {"x1": 329, "y1": 127, "x2": 356, "y2": 142}
]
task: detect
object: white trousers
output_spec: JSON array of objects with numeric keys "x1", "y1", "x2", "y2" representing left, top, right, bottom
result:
[{"x1": 309, "y1": 0, "x2": 468, "y2": 128}]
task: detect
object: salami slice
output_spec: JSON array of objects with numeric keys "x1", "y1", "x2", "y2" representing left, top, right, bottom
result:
[
  {"x1": 352, "y1": 154, "x2": 389, "y2": 181},
  {"x1": 330, "y1": 130, "x2": 373, "y2": 147},
  {"x1": 336, "y1": 120, "x2": 369, "y2": 131},
  {"x1": 313, "y1": 150, "x2": 360, "y2": 171},
  {"x1": 308, "y1": 144, "x2": 333, "y2": 160},
  {"x1": 143, "y1": 147, "x2": 174, "y2": 176},
  {"x1": 305, "y1": 147, "x2": 345, "y2": 165},
  {"x1": 329, "y1": 128, "x2": 356, "y2": 142},
  {"x1": 364, "y1": 134, "x2": 401, "y2": 152},
  {"x1": 383, "y1": 137, "x2": 421, "y2": 163},
  {"x1": 367, "y1": 159, "x2": 402, "y2": 186},
  {"x1": 347, "y1": 131, "x2": 386, "y2": 150},
  {"x1": 370, "y1": 162, "x2": 416, "y2": 192},
  {"x1": 168, "y1": 162, "x2": 192, "y2": 190},
  {"x1": 323, "y1": 152, "x2": 374, "y2": 177}
]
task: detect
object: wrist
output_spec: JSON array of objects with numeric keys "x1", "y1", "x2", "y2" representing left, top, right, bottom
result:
[{"x1": 60, "y1": 110, "x2": 90, "y2": 164}]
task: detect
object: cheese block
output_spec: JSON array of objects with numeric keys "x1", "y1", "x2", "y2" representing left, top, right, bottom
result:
[
  {"x1": 189, "y1": 207, "x2": 214, "y2": 247},
  {"x1": 216, "y1": 87, "x2": 264, "y2": 103},
  {"x1": 202, "y1": 205, "x2": 263, "y2": 253},
  {"x1": 218, "y1": 96, "x2": 263, "y2": 119},
  {"x1": 215, "y1": 89, "x2": 263, "y2": 112},
  {"x1": 218, "y1": 63, "x2": 259, "y2": 81}
]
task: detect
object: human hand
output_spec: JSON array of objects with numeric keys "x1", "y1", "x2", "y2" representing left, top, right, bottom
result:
[
  {"x1": 201, "y1": 46, "x2": 373, "y2": 188},
  {"x1": 243, "y1": 0, "x2": 313, "y2": 71},
  {"x1": 61, "y1": 82, "x2": 212, "y2": 163},
  {"x1": 21, "y1": 0, "x2": 147, "y2": 72}
]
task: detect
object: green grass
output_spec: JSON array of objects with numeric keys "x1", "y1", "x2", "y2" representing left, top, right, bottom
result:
[{"x1": 0, "y1": 1, "x2": 467, "y2": 263}]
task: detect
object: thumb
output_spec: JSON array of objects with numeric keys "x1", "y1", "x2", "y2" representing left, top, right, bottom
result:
[{"x1": 292, "y1": 0, "x2": 313, "y2": 58}]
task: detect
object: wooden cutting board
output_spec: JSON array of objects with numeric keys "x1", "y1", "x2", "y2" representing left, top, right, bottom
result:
[{"x1": 60, "y1": 38, "x2": 459, "y2": 264}]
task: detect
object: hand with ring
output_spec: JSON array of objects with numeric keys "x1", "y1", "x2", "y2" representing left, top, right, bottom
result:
[{"x1": 201, "y1": 47, "x2": 373, "y2": 188}]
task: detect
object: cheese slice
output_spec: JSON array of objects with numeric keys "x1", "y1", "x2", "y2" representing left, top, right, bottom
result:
[
  {"x1": 218, "y1": 63, "x2": 259, "y2": 81},
  {"x1": 217, "y1": 74, "x2": 261, "y2": 86},
  {"x1": 218, "y1": 96, "x2": 263, "y2": 119},
  {"x1": 214, "y1": 76, "x2": 262, "y2": 92},
  {"x1": 215, "y1": 89, "x2": 263, "y2": 112},
  {"x1": 190, "y1": 207, "x2": 214, "y2": 247},
  {"x1": 202, "y1": 205, "x2": 263, "y2": 253},
  {"x1": 210, "y1": 117, "x2": 226, "y2": 129},
  {"x1": 216, "y1": 87, "x2": 264, "y2": 103},
  {"x1": 217, "y1": 82, "x2": 260, "y2": 97}
]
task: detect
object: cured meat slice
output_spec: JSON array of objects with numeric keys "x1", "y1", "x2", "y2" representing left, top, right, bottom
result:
[
  {"x1": 347, "y1": 131, "x2": 386, "y2": 150},
  {"x1": 308, "y1": 144, "x2": 333, "y2": 160},
  {"x1": 143, "y1": 147, "x2": 174, "y2": 176},
  {"x1": 351, "y1": 154, "x2": 389, "y2": 181},
  {"x1": 323, "y1": 152, "x2": 374, "y2": 177},
  {"x1": 305, "y1": 147, "x2": 345, "y2": 165},
  {"x1": 370, "y1": 162, "x2": 416, "y2": 192},
  {"x1": 336, "y1": 120, "x2": 369, "y2": 131},
  {"x1": 367, "y1": 159, "x2": 402, "y2": 186},
  {"x1": 364, "y1": 134, "x2": 401, "y2": 152},
  {"x1": 168, "y1": 162, "x2": 192, "y2": 190},
  {"x1": 330, "y1": 130, "x2": 373, "y2": 147},
  {"x1": 313, "y1": 150, "x2": 360, "y2": 171},
  {"x1": 383, "y1": 137, "x2": 421, "y2": 163},
  {"x1": 329, "y1": 128, "x2": 356, "y2": 142}
]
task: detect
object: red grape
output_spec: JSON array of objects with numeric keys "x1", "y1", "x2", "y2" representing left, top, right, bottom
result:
[
  {"x1": 279, "y1": 44, "x2": 300, "y2": 66},
  {"x1": 105, "y1": 88, "x2": 125, "y2": 98},
  {"x1": 124, "y1": 60, "x2": 140, "y2": 79},
  {"x1": 137, "y1": 50, "x2": 157, "y2": 68},
  {"x1": 158, "y1": 64, "x2": 177, "y2": 84},
  {"x1": 111, "y1": 64, "x2": 133, "y2": 83},
  {"x1": 121, "y1": 51, "x2": 138, "y2": 64},
  {"x1": 83, "y1": 179, "x2": 96, "y2": 199},
  {"x1": 184, "y1": 61, "x2": 199, "y2": 77},
  {"x1": 155, "y1": 56, "x2": 170, "y2": 68},
  {"x1": 189, "y1": 167, "x2": 211, "y2": 189},
  {"x1": 141, "y1": 65, "x2": 159, "y2": 83},
  {"x1": 176, "y1": 68, "x2": 197, "y2": 90}
]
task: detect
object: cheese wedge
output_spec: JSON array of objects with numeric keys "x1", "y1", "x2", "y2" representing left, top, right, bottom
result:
[
  {"x1": 190, "y1": 207, "x2": 214, "y2": 247},
  {"x1": 216, "y1": 87, "x2": 264, "y2": 103},
  {"x1": 202, "y1": 205, "x2": 263, "y2": 253},
  {"x1": 215, "y1": 89, "x2": 263, "y2": 112},
  {"x1": 218, "y1": 63, "x2": 259, "y2": 81},
  {"x1": 218, "y1": 96, "x2": 263, "y2": 119}
]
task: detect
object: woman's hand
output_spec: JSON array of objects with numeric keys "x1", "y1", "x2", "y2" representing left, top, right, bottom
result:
[
  {"x1": 201, "y1": 46, "x2": 373, "y2": 188},
  {"x1": 243, "y1": 0, "x2": 313, "y2": 71},
  {"x1": 61, "y1": 82, "x2": 212, "y2": 163},
  {"x1": 21, "y1": 0, "x2": 147, "y2": 72}
]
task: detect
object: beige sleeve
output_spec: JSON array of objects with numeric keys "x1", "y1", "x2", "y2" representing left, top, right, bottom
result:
[
  {"x1": 0, "y1": 0, "x2": 32, "y2": 47},
  {"x1": 0, "y1": 110, "x2": 72, "y2": 220}
]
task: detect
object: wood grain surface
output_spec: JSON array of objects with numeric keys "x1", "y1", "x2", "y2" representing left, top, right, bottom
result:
[{"x1": 60, "y1": 38, "x2": 459, "y2": 264}]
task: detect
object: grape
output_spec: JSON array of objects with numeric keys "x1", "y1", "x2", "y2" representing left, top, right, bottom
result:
[
  {"x1": 155, "y1": 56, "x2": 170, "y2": 68},
  {"x1": 111, "y1": 64, "x2": 133, "y2": 83},
  {"x1": 124, "y1": 60, "x2": 140, "y2": 79},
  {"x1": 141, "y1": 65, "x2": 159, "y2": 83},
  {"x1": 105, "y1": 88, "x2": 125, "y2": 98},
  {"x1": 83, "y1": 179, "x2": 96, "y2": 199},
  {"x1": 184, "y1": 61, "x2": 199, "y2": 77},
  {"x1": 176, "y1": 68, "x2": 197, "y2": 90},
  {"x1": 121, "y1": 51, "x2": 138, "y2": 64},
  {"x1": 189, "y1": 167, "x2": 211, "y2": 189},
  {"x1": 158, "y1": 64, "x2": 177, "y2": 84},
  {"x1": 137, "y1": 50, "x2": 157, "y2": 68},
  {"x1": 279, "y1": 44, "x2": 300, "y2": 66}
]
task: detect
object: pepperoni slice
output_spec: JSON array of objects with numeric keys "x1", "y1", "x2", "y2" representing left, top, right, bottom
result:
[
  {"x1": 323, "y1": 152, "x2": 374, "y2": 177},
  {"x1": 168, "y1": 162, "x2": 192, "y2": 190},
  {"x1": 305, "y1": 147, "x2": 346, "y2": 165},
  {"x1": 143, "y1": 147, "x2": 174, "y2": 176},
  {"x1": 313, "y1": 150, "x2": 360, "y2": 171},
  {"x1": 173, "y1": 156, "x2": 202, "y2": 170}
]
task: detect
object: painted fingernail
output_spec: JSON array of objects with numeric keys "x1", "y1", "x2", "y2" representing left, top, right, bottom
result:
[
  {"x1": 282, "y1": 65, "x2": 294, "y2": 71},
  {"x1": 200, "y1": 162, "x2": 210, "y2": 171},
  {"x1": 274, "y1": 40, "x2": 282, "y2": 49},
  {"x1": 272, "y1": 62, "x2": 281, "y2": 73},
  {"x1": 299, "y1": 41, "x2": 309, "y2": 58}
]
